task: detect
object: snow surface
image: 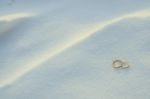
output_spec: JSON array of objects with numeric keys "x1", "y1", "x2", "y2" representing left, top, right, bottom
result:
[{"x1": 0, "y1": 0, "x2": 150, "y2": 99}]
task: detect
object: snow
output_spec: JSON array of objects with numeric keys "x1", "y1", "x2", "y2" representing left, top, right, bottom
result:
[{"x1": 0, "y1": 0, "x2": 150, "y2": 99}]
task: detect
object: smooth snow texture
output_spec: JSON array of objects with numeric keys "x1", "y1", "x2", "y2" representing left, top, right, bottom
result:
[
  {"x1": 1, "y1": 10, "x2": 150, "y2": 88},
  {"x1": 0, "y1": 0, "x2": 150, "y2": 99}
]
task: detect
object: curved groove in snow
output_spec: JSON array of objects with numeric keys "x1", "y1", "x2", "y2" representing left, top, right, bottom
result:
[{"x1": 0, "y1": 10, "x2": 150, "y2": 88}]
